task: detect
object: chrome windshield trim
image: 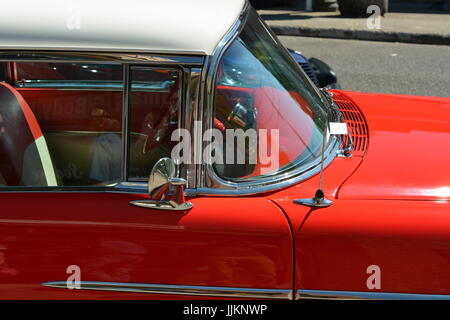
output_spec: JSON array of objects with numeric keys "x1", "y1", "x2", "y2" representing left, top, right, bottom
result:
[
  {"x1": 198, "y1": 137, "x2": 339, "y2": 196},
  {"x1": 0, "y1": 51, "x2": 204, "y2": 65},
  {"x1": 297, "y1": 289, "x2": 450, "y2": 300},
  {"x1": 199, "y1": 3, "x2": 339, "y2": 196},
  {"x1": 42, "y1": 281, "x2": 292, "y2": 299}
]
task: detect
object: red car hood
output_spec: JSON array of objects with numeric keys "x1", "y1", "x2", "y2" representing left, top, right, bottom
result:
[{"x1": 337, "y1": 91, "x2": 450, "y2": 201}]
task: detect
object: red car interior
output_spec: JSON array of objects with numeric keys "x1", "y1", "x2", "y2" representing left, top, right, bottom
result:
[
  {"x1": 0, "y1": 83, "x2": 56, "y2": 186},
  {"x1": 215, "y1": 85, "x2": 316, "y2": 178},
  {"x1": 17, "y1": 89, "x2": 174, "y2": 133},
  {"x1": 0, "y1": 86, "x2": 179, "y2": 186}
]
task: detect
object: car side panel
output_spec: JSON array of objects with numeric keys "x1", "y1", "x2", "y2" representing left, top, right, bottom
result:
[
  {"x1": 276, "y1": 198, "x2": 450, "y2": 295},
  {"x1": 0, "y1": 193, "x2": 293, "y2": 299}
]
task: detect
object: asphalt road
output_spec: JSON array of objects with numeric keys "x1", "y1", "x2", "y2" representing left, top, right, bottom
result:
[{"x1": 279, "y1": 36, "x2": 450, "y2": 98}]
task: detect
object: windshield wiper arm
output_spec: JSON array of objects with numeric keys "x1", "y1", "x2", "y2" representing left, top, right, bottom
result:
[
  {"x1": 319, "y1": 88, "x2": 340, "y2": 122},
  {"x1": 337, "y1": 132, "x2": 353, "y2": 157}
]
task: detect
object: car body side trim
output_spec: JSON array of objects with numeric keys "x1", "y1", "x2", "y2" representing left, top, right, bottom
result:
[
  {"x1": 297, "y1": 289, "x2": 450, "y2": 300},
  {"x1": 42, "y1": 281, "x2": 293, "y2": 299}
]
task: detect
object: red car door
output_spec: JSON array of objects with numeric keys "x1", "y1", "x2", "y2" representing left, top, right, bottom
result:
[
  {"x1": 0, "y1": 60, "x2": 294, "y2": 300},
  {"x1": 271, "y1": 90, "x2": 450, "y2": 299},
  {"x1": 0, "y1": 194, "x2": 293, "y2": 299}
]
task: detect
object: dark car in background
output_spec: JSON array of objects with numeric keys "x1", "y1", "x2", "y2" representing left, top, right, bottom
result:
[{"x1": 289, "y1": 49, "x2": 340, "y2": 89}]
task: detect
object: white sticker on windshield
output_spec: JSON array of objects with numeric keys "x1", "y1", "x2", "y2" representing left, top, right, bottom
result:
[{"x1": 329, "y1": 122, "x2": 348, "y2": 135}]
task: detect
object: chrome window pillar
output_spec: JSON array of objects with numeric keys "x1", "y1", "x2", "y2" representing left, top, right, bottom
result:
[
  {"x1": 198, "y1": 2, "x2": 250, "y2": 192},
  {"x1": 121, "y1": 64, "x2": 131, "y2": 181},
  {"x1": 184, "y1": 67, "x2": 202, "y2": 191}
]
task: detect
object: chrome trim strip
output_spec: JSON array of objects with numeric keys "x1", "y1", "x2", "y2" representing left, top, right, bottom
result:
[
  {"x1": 44, "y1": 130, "x2": 144, "y2": 136},
  {"x1": 0, "y1": 182, "x2": 197, "y2": 196},
  {"x1": 121, "y1": 64, "x2": 131, "y2": 181},
  {"x1": 42, "y1": 281, "x2": 292, "y2": 299},
  {"x1": 297, "y1": 289, "x2": 450, "y2": 300},
  {"x1": 0, "y1": 52, "x2": 204, "y2": 65},
  {"x1": 196, "y1": 55, "x2": 210, "y2": 193},
  {"x1": 185, "y1": 67, "x2": 202, "y2": 190},
  {"x1": 198, "y1": 139, "x2": 339, "y2": 196}
]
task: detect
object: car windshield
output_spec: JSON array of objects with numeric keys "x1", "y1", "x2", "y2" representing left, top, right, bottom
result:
[{"x1": 213, "y1": 9, "x2": 328, "y2": 181}]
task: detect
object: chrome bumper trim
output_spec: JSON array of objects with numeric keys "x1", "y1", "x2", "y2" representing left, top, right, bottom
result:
[{"x1": 297, "y1": 289, "x2": 450, "y2": 300}]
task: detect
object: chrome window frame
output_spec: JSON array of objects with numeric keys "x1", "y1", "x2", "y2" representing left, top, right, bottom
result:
[
  {"x1": 126, "y1": 65, "x2": 184, "y2": 183},
  {"x1": 0, "y1": 51, "x2": 204, "y2": 194},
  {"x1": 196, "y1": 3, "x2": 340, "y2": 196}
]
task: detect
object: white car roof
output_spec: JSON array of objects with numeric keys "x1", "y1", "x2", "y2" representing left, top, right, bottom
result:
[{"x1": 0, "y1": 0, "x2": 246, "y2": 55}]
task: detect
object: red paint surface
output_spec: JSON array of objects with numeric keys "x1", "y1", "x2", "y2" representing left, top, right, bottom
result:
[
  {"x1": 271, "y1": 90, "x2": 450, "y2": 295},
  {"x1": 0, "y1": 194, "x2": 292, "y2": 299},
  {"x1": 336, "y1": 91, "x2": 450, "y2": 201},
  {"x1": 2, "y1": 89, "x2": 450, "y2": 299}
]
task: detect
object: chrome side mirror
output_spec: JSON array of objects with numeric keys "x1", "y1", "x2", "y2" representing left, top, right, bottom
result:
[{"x1": 130, "y1": 158, "x2": 193, "y2": 211}]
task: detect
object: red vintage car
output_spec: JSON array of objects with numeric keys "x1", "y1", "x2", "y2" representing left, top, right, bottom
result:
[{"x1": 0, "y1": 0, "x2": 449, "y2": 300}]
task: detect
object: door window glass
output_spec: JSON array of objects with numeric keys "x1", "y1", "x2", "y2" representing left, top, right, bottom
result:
[
  {"x1": 0, "y1": 62, "x2": 123, "y2": 186},
  {"x1": 128, "y1": 67, "x2": 181, "y2": 180}
]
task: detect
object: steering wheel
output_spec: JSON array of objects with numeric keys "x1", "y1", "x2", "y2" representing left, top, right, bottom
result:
[{"x1": 142, "y1": 78, "x2": 180, "y2": 154}]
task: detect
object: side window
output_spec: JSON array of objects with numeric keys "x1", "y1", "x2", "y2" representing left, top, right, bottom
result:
[
  {"x1": 14, "y1": 62, "x2": 124, "y2": 85},
  {"x1": 0, "y1": 61, "x2": 182, "y2": 188},
  {"x1": 128, "y1": 67, "x2": 181, "y2": 180},
  {"x1": 0, "y1": 62, "x2": 124, "y2": 187}
]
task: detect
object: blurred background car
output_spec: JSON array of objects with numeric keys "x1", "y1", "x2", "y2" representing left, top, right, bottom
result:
[{"x1": 288, "y1": 49, "x2": 340, "y2": 89}]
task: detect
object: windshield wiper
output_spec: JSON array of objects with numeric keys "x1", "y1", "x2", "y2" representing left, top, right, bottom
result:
[{"x1": 319, "y1": 88, "x2": 340, "y2": 122}]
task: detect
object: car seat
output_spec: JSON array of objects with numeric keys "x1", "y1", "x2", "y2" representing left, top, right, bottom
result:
[{"x1": 0, "y1": 82, "x2": 57, "y2": 186}]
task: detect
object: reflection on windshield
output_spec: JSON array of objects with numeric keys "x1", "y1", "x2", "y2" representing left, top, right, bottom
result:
[{"x1": 213, "y1": 9, "x2": 327, "y2": 181}]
